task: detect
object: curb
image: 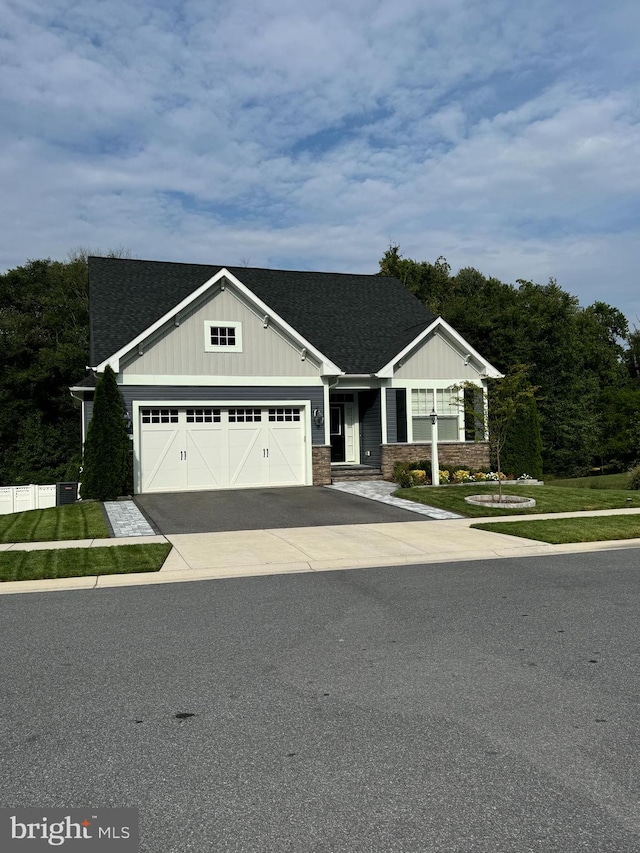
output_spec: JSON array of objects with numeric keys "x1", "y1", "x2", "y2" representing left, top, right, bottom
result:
[{"x1": 1, "y1": 534, "x2": 640, "y2": 596}]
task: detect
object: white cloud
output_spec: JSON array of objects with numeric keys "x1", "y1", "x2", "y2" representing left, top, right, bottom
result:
[{"x1": 0, "y1": 0, "x2": 639, "y2": 320}]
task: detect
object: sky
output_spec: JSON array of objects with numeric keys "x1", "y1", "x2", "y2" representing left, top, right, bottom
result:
[{"x1": 1, "y1": 0, "x2": 639, "y2": 321}]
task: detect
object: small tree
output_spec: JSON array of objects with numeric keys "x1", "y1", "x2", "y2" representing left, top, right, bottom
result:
[
  {"x1": 454, "y1": 365, "x2": 539, "y2": 501},
  {"x1": 80, "y1": 365, "x2": 131, "y2": 500}
]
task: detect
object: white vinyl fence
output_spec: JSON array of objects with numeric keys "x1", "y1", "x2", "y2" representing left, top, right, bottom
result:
[{"x1": 0, "y1": 484, "x2": 58, "y2": 515}]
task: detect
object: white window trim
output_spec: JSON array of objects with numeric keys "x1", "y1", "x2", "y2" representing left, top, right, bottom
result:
[
  {"x1": 204, "y1": 321, "x2": 243, "y2": 352},
  {"x1": 409, "y1": 387, "x2": 465, "y2": 443}
]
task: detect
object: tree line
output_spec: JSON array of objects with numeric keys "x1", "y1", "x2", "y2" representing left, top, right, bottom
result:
[
  {"x1": 0, "y1": 248, "x2": 638, "y2": 485},
  {"x1": 0, "y1": 251, "x2": 127, "y2": 486},
  {"x1": 379, "y1": 246, "x2": 640, "y2": 476}
]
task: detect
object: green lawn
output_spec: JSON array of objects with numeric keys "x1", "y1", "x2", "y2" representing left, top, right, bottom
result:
[
  {"x1": 0, "y1": 502, "x2": 110, "y2": 543},
  {"x1": 0, "y1": 543, "x2": 172, "y2": 582},
  {"x1": 471, "y1": 515, "x2": 640, "y2": 544},
  {"x1": 394, "y1": 484, "x2": 640, "y2": 517},
  {"x1": 546, "y1": 473, "x2": 631, "y2": 490}
]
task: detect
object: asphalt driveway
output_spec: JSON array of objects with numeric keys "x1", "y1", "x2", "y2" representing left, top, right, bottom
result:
[{"x1": 135, "y1": 485, "x2": 426, "y2": 534}]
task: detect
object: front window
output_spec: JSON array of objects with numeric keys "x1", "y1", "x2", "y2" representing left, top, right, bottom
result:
[{"x1": 411, "y1": 388, "x2": 460, "y2": 441}]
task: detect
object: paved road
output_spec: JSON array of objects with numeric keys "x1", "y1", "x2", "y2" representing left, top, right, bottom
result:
[
  {"x1": 135, "y1": 485, "x2": 426, "y2": 533},
  {"x1": 2, "y1": 551, "x2": 640, "y2": 852}
]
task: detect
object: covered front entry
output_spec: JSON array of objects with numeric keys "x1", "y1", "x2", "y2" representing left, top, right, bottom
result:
[
  {"x1": 138, "y1": 405, "x2": 306, "y2": 493},
  {"x1": 329, "y1": 393, "x2": 359, "y2": 463},
  {"x1": 328, "y1": 389, "x2": 382, "y2": 468}
]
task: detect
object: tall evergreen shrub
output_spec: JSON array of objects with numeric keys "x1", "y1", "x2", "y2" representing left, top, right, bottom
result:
[
  {"x1": 500, "y1": 396, "x2": 543, "y2": 479},
  {"x1": 80, "y1": 366, "x2": 131, "y2": 500}
]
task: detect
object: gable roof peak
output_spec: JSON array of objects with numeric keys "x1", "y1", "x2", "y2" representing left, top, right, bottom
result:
[{"x1": 88, "y1": 256, "x2": 436, "y2": 374}]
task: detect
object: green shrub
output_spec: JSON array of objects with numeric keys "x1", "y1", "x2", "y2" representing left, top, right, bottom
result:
[
  {"x1": 500, "y1": 396, "x2": 543, "y2": 479},
  {"x1": 627, "y1": 465, "x2": 640, "y2": 490},
  {"x1": 80, "y1": 366, "x2": 132, "y2": 501},
  {"x1": 393, "y1": 461, "x2": 414, "y2": 488},
  {"x1": 393, "y1": 461, "x2": 432, "y2": 487}
]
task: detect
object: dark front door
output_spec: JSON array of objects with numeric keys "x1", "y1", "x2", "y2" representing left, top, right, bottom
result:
[{"x1": 330, "y1": 404, "x2": 345, "y2": 462}]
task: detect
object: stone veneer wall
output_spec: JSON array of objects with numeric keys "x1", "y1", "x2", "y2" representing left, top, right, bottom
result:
[
  {"x1": 312, "y1": 445, "x2": 332, "y2": 485},
  {"x1": 381, "y1": 442, "x2": 490, "y2": 480}
]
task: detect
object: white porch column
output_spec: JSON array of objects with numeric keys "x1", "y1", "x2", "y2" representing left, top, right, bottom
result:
[
  {"x1": 380, "y1": 386, "x2": 388, "y2": 445},
  {"x1": 430, "y1": 410, "x2": 439, "y2": 487},
  {"x1": 323, "y1": 380, "x2": 331, "y2": 446}
]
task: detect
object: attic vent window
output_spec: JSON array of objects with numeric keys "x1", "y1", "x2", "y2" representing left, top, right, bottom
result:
[
  {"x1": 204, "y1": 321, "x2": 242, "y2": 352},
  {"x1": 211, "y1": 327, "x2": 235, "y2": 346}
]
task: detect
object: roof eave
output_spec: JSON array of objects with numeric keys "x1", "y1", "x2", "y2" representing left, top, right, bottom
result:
[{"x1": 94, "y1": 267, "x2": 343, "y2": 376}]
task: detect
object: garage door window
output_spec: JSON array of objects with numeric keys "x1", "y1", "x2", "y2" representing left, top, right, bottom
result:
[
  {"x1": 228, "y1": 408, "x2": 261, "y2": 423},
  {"x1": 186, "y1": 408, "x2": 221, "y2": 423},
  {"x1": 268, "y1": 408, "x2": 301, "y2": 422},
  {"x1": 141, "y1": 408, "x2": 179, "y2": 424}
]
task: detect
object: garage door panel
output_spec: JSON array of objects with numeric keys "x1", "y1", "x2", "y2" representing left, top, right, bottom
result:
[
  {"x1": 186, "y1": 428, "x2": 226, "y2": 489},
  {"x1": 267, "y1": 425, "x2": 304, "y2": 485},
  {"x1": 228, "y1": 426, "x2": 266, "y2": 486},
  {"x1": 141, "y1": 428, "x2": 186, "y2": 493}
]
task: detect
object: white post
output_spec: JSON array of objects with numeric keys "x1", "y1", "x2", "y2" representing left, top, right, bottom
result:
[{"x1": 430, "y1": 411, "x2": 439, "y2": 487}]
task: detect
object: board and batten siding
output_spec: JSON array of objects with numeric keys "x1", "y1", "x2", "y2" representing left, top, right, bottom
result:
[
  {"x1": 112, "y1": 385, "x2": 326, "y2": 445},
  {"x1": 121, "y1": 286, "x2": 320, "y2": 378},
  {"x1": 394, "y1": 331, "x2": 484, "y2": 380}
]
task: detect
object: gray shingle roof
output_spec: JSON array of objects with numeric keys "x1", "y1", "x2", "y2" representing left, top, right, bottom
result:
[{"x1": 88, "y1": 256, "x2": 436, "y2": 374}]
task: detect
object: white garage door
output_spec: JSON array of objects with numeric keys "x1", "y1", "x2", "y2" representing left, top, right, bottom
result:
[{"x1": 139, "y1": 406, "x2": 306, "y2": 493}]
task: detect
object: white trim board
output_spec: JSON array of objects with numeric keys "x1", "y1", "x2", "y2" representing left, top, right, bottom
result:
[
  {"x1": 119, "y1": 375, "x2": 324, "y2": 387},
  {"x1": 391, "y1": 378, "x2": 486, "y2": 389}
]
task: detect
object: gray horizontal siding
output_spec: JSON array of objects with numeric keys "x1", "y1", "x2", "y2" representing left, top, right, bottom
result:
[
  {"x1": 358, "y1": 389, "x2": 382, "y2": 468},
  {"x1": 83, "y1": 400, "x2": 94, "y2": 440},
  {"x1": 119, "y1": 385, "x2": 326, "y2": 445}
]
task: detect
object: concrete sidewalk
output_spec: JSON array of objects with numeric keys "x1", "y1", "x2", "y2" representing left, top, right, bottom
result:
[{"x1": 2, "y1": 508, "x2": 640, "y2": 595}]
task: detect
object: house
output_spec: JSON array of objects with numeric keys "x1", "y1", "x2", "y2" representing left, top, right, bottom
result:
[{"x1": 71, "y1": 257, "x2": 502, "y2": 494}]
